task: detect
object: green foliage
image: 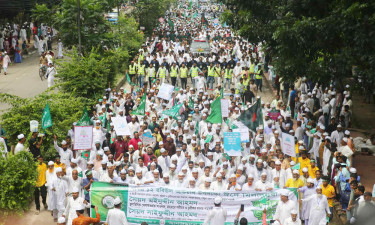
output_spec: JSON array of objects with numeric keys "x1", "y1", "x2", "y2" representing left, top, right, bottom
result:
[
  {"x1": 223, "y1": 0, "x2": 375, "y2": 86},
  {"x1": 0, "y1": 92, "x2": 94, "y2": 160},
  {"x1": 0, "y1": 151, "x2": 37, "y2": 210},
  {"x1": 134, "y1": 0, "x2": 177, "y2": 35},
  {"x1": 112, "y1": 15, "x2": 144, "y2": 54},
  {"x1": 31, "y1": 3, "x2": 56, "y2": 26},
  {"x1": 55, "y1": 47, "x2": 112, "y2": 99}
]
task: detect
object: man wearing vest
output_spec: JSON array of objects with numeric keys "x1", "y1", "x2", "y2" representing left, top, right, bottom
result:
[
  {"x1": 223, "y1": 64, "x2": 233, "y2": 90},
  {"x1": 147, "y1": 64, "x2": 156, "y2": 85},
  {"x1": 137, "y1": 61, "x2": 146, "y2": 87},
  {"x1": 127, "y1": 61, "x2": 137, "y2": 84},
  {"x1": 180, "y1": 63, "x2": 188, "y2": 89},
  {"x1": 214, "y1": 63, "x2": 222, "y2": 88},
  {"x1": 189, "y1": 63, "x2": 202, "y2": 89},
  {"x1": 207, "y1": 62, "x2": 215, "y2": 91},
  {"x1": 255, "y1": 61, "x2": 263, "y2": 92},
  {"x1": 170, "y1": 62, "x2": 179, "y2": 87},
  {"x1": 156, "y1": 64, "x2": 168, "y2": 84},
  {"x1": 249, "y1": 60, "x2": 256, "y2": 80}
]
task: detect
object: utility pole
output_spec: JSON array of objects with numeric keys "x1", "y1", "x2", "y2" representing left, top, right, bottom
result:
[{"x1": 77, "y1": 0, "x2": 82, "y2": 55}]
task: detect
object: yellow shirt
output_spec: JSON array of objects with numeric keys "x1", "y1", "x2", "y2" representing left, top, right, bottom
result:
[
  {"x1": 36, "y1": 163, "x2": 47, "y2": 187},
  {"x1": 298, "y1": 157, "x2": 311, "y2": 175},
  {"x1": 54, "y1": 162, "x2": 66, "y2": 173},
  {"x1": 285, "y1": 178, "x2": 304, "y2": 188},
  {"x1": 308, "y1": 165, "x2": 318, "y2": 178},
  {"x1": 321, "y1": 184, "x2": 335, "y2": 207}
]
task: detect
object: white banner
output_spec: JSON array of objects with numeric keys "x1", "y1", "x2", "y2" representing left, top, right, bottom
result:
[
  {"x1": 73, "y1": 126, "x2": 93, "y2": 150},
  {"x1": 232, "y1": 121, "x2": 250, "y2": 143},
  {"x1": 157, "y1": 83, "x2": 175, "y2": 100},
  {"x1": 282, "y1": 132, "x2": 296, "y2": 157},
  {"x1": 140, "y1": 131, "x2": 154, "y2": 146},
  {"x1": 111, "y1": 117, "x2": 131, "y2": 136},
  {"x1": 91, "y1": 182, "x2": 299, "y2": 225},
  {"x1": 221, "y1": 99, "x2": 229, "y2": 117}
]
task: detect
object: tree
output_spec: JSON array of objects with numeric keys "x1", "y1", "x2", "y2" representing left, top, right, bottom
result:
[{"x1": 31, "y1": 3, "x2": 57, "y2": 27}]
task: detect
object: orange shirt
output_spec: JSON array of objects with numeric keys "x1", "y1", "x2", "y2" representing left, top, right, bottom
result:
[{"x1": 72, "y1": 213, "x2": 100, "y2": 225}]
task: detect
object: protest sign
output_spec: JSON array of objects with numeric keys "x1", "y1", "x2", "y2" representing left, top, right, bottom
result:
[
  {"x1": 111, "y1": 117, "x2": 131, "y2": 136},
  {"x1": 91, "y1": 182, "x2": 298, "y2": 225},
  {"x1": 282, "y1": 132, "x2": 296, "y2": 157},
  {"x1": 141, "y1": 131, "x2": 154, "y2": 145},
  {"x1": 157, "y1": 83, "x2": 175, "y2": 100},
  {"x1": 223, "y1": 132, "x2": 241, "y2": 156},
  {"x1": 73, "y1": 126, "x2": 93, "y2": 150},
  {"x1": 221, "y1": 99, "x2": 229, "y2": 117},
  {"x1": 268, "y1": 109, "x2": 281, "y2": 121},
  {"x1": 232, "y1": 121, "x2": 250, "y2": 143}
]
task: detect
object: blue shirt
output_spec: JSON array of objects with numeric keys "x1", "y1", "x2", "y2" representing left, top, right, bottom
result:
[{"x1": 82, "y1": 177, "x2": 98, "y2": 201}]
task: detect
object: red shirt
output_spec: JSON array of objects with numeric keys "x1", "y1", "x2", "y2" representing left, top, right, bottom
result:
[
  {"x1": 129, "y1": 137, "x2": 142, "y2": 150},
  {"x1": 111, "y1": 140, "x2": 128, "y2": 159}
]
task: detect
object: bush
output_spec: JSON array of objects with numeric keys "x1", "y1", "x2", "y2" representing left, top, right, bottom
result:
[{"x1": 0, "y1": 151, "x2": 37, "y2": 210}]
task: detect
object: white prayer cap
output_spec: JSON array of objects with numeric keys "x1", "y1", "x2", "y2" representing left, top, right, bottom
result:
[
  {"x1": 345, "y1": 84, "x2": 350, "y2": 88},
  {"x1": 214, "y1": 196, "x2": 222, "y2": 204},
  {"x1": 71, "y1": 158, "x2": 78, "y2": 164},
  {"x1": 230, "y1": 174, "x2": 236, "y2": 178},
  {"x1": 350, "y1": 167, "x2": 357, "y2": 173},
  {"x1": 176, "y1": 148, "x2": 182, "y2": 152},
  {"x1": 342, "y1": 137, "x2": 348, "y2": 143},
  {"x1": 249, "y1": 154, "x2": 256, "y2": 158},
  {"x1": 257, "y1": 159, "x2": 263, "y2": 163},
  {"x1": 205, "y1": 177, "x2": 212, "y2": 183},
  {"x1": 48, "y1": 161, "x2": 54, "y2": 166},
  {"x1": 299, "y1": 146, "x2": 305, "y2": 150},
  {"x1": 182, "y1": 166, "x2": 188, "y2": 170},
  {"x1": 191, "y1": 140, "x2": 197, "y2": 144},
  {"x1": 280, "y1": 189, "x2": 290, "y2": 196},
  {"x1": 178, "y1": 172, "x2": 184, "y2": 176},
  {"x1": 207, "y1": 152, "x2": 214, "y2": 156},
  {"x1": 293, "y1": 169, "x2": 299, "y2": 174},
  {"x1": 101, "y1": 159, "x2": 108, "y2": 164},
  {"x1": 274, "y1": 130, "x2": 279, "y2": 134},
  {"x1": 170, "y1": 164, "x2": 176, "y2": 168},
  {"x1": 163, "y1": 172, "x2": 169, "y2": 177},
  {"x1": 61, "y1": 140, "x2": 67, "y2": 145},
  {"x1": 237, "y1": 165, "x2": 244, "y2": 171},
  {"x1": 337, "y1": 124, "x2": 342, "y2": 128},
  {"x1": 171, "y1": 155, "x2": 178, "y2": 161},
  {"x1": 275, "y1": 160, "x2": 281, "y2": 165},
  {"x1": 261, "y1": 149, "x2": 267, "y2": 153},
  {"x1": 192, "y1": 168, "x2": 198, "y2": 173},
  {"x1": 316, "y1": 186, "x2": 322, "y2": 190},
  {"x1": 345, "y1": 130, "x2": 350, "y2": 135},
  {"x1": 323, "y1": 132, "x2": 329, "y2": 136},
  {"x1": 189, "y1": 177, "x2": 196, "y2": 182},
  {"x1": 55, "y1": 167, "x2": 62, "y2": 173},
  {"x1": 114, "y1": 197, "x2": 121, "y2": 205},
  {"x1": 97, "y1": 150, "x2": 104, "y2": 156},
  {"x1": 107, "y1": 162, "x2": 113, "y2": 167},
  {"x1": 135, "y1": 168, "x2": 142, "y2": 173},
  {"x1": 128, "y1": 166, "x2": 135, "y2": 171},
  {"x1": 307, "y1": 178, "x2": 314, "y2": 183},
  {"x1": 160, "y1": 148, "x2": 166, "y2": 153},
  {"x1": 129, "y1": 145, "x2": 134, "y2": 148},
  {"x1": 241, "y1": 157, "x2": 247, "y2": 162},
  {"x1": 291, "y1": 209, "x2": 298, "y2": 214},
  {"x1": 17, "y1": 134, "x2": 25, "y2": 140},
  {"x1": 320, "y1": 125, "x2": 325, "y2": 130},
  {"x1": 285, "y1": 124, "x2": 291, "y2": 127},
  {"x1": 72, "y1": 187, "x2": 80, "y2": 193},
  {"x1": 302, "y1": 167, "x2": 308, "y2": 172},
  {"x1": 261, "y1": 172, "x2": 267, "y2": 176},
  {"x1": 104, "y1": 147, "x2": 110, "y2": 151},
  {"x1": 58, "y1": 217, "x2": 66, "y2": 223},
  {"x1": 298, "y1": 140, "x2": 304, "y2": 144},
  {"x1": 120, "y1": 169, "x2": 126, "y2": 174}
]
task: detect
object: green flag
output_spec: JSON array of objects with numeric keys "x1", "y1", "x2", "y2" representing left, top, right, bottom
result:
[
  {"x1": 162, "y1": 103, "x2": 183, "y2": 120},
  {"x1": 220, "y1": 87, "x2": 224, "y2": 98},
  {"x1": 126, "y1": 73, "x2": 131, "y2": 84},
  {"x1": 168, "y1": 18, "x2": 174, "y2": 30},
  {"x1": 205, "y1": 134, "x2": 213, "y2": 143},
  {"x1": 206, "y1": 97, "x2": 222, "y2": 124},
  {"x1": 292, "y1": 163, "x2": 301, "y2": 170},
  {"x1": 189, "y1": 1, "x2": 192, "y2": 9},
  {"x1": 195, "y1": 120, "x2": 199, "y2": 135},
  {"x1": 77, "y1": 106, "x2": 92, "y2": 126},
  {"x1": 41, "y1": 103, "x2": 53, "y2": 130},
  {"x1": 237, "y1": 98, "x2": 263, "y2": 132},
  {"x1": 131, "y1": 92, "x2": 146, "y2": 116},
  {"x1": 188, "y1": 97, "x2": 194, "y2": 109}
]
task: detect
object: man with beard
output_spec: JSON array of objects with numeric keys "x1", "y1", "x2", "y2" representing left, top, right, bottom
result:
[
  {"x1": 298, "y1": 178, "x2": 316, "y2": 225},
  {"x1": 301, "y1": 186, "x2": 331, "y2": 225},
  {"x1": 54, "y1": 135, "x2": 73, "y2": 167},
  {"x1": 254, "y1": 172, "x2": 273, "y2": 191}
]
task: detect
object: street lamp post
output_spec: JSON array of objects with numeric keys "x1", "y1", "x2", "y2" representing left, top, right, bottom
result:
[{"x1": 77, "y1": 0, "x2": 82, "y2": 54}]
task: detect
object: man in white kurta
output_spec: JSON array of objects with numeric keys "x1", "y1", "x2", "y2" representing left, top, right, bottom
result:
[
  {"x1": 63, "y1": 187, "x2": 87, "y2": 225},
  {"x1": 273, "y1": 190, "x2": 296, "y2": 225},
  {"x1": 106, "y1": 197, "x2": 128, "y2": 225},
  {"x1": 46, "y1": 63, "x2": 57, "y2": 87},
  {"x1": 52, "y1": 167, "x2": 69, "y2": 220},
  {"x1": 298, "y1": 178, "x2": 316, "y2": 225},
  {"x1": 302, "y1": 187, "x2": 331, "y2": 225},
  {"x1": 14, "y1": 134, "x2": 25, "y2": 154},
  {"x1": 284, "y1": 209, "x2": 302, "y2": 225},
  {"x1": 254, "y1": 172, "x2": 273, "y2": 191},
  {"x1": 45, "y1": 161, "x2": 57, "y2": 212},
  {"x1": 203, "y1": 196, "x2": 227, "y2": 225}
]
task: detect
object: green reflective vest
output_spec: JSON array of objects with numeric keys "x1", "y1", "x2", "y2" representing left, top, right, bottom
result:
[
  {"x1": 191, "y1": 67, "x2": 199, "y2": 77},
  {"x1": 180, "y1": 67, "x2": 188, "y2": 78},
  {"x1": 170, "y1": 67, "x2": 178, "y2": 77},
  {"x1": 224, "y1": 69, "x2": 233, "y2": 79}
]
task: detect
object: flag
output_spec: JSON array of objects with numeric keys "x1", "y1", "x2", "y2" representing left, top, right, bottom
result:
[
  {"x1": 195, "y1": 120, "x2": 199, "y2": 135},
  {"x1": 77, "y1": 106, "x2": 92, "y2": 126},
  {"x1": 206, "y1": 97, "x2": 222, "y2": 124},
  {"x1": 168, "y1": 18, "x2": 174, "y2": 30},
  {"x1": 41, "y1": 103, "x2": 53, "y2": 130},
  {"x1": 131, "y1": 92, "x2": 146, "y2": 115},
  {"x1": 126, "y1": 73, "x2": 131, "y2": 84},
  {"x1": 205, "y1": 134, "x2": 213, "y2": 143},
  {"x1": 82, "y1": 151, "x2": 90, "y2": 160},
  {"x1": 292, "y1": 163, "x2": 301, "y2": 170},
  {"x1": 189, "y1": 1, "x2": 192, "y2": 9},
  {"x1": 237, "y1": 98, "x2": 263, "y2": 132},
  {"x1": 188, "y1": 97, "x2": 194, "y2": 109},
  {"x1": 201, "y1": 15, "x2": 208, "y2": 26},
  {"x1": 162, "y1": 103, "x2": 183, "y2": 120},
  {"x1": 220, "y1": 87, "x2": 224, "y2": 98}
]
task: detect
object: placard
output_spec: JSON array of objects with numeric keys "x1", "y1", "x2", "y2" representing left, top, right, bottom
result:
[
  {"x1": 232, "y1": 121, "x2": 250, "y2": 143},
  {"x1": 111, "y1": 117, "x2": 131, "y2": 136},
  {"x1": 157, "y1": 83, "x2": 175, "y2": 100},
  {"x1": 223, "y1": 132, "x2": 242, "y2": 156},
  {"x1": 221, "y1": 99, "x2": 229, "y2": 117},
  {"x1": 73, "y1": 126, "x2": 93, "y2": 150},
  {"x1": 141, "y1": 131, "x2": 154, "y2": 146},
  {"x1": 282, "y1": 132, "x2": 296, "y2": 157}
]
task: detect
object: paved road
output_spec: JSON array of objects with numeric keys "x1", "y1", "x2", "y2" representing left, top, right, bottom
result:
[{"x1": 0, "y1": 50, "x2": 49, "y2": 115}]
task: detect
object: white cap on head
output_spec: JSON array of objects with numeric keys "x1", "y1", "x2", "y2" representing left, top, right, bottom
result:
[
  {"x1": 114, "y1": 197, "x2": 121, "y2": 205},
  {"x1": 48, "y1": 161, "x2": 54, "y2": 166},
  {"x1": 257, "y1": 159, "x2": 263, "y2": 163},
  {"x1": 17, "y1": 134, "x2": 25, "y2": 139},
  {"x1": 214, "y1": 196, "x2": 222, "y2": 204},
  {"x1": 163, "y1": 173, "x2": 169, "y2": 177},
  {"x1": 349, "y1": 167, "x2": 357, "y2": 173},
  {"x1": 291, "y1": 209, "x2": 298, "y2": 214},
  {"x1": 120, "y1": 169, "x2": 126, "y2": 174},
  {"x1": 290, "y1": 161, "x2": 296, "y2": 166},
  {"x1": 160, "y1": 148, "x2": 166, "y2": 153},
  {"x1": 72, "y1": 187, "x2": 80, "y2": 193},
  {"x1": 302, "y1": 167, "x2": 308, "y2": 172},
  {"x1": 55, "y1": 167, "x2": 62, "y2": 173},
  {"x1": 293, "y1": 169, "x2": 299, "y2": 174},
  {"x1": 205, "y1": 177, "x2": 212, "y2": 183},
  {"x1": 345, "y1": 130, "x2": 350, "y2": 135},
  {"x1": 275, "y1": 160, "x2": 281, "y2": 165},
  {"x1": 71, "y1": 158, "x2": 78, "y2": 164},
  {"x1": 61, "y1": 140, "x2": 67, "y2": 145},
  {"x1": 307, "y1": 178, "x2": 314, "y2": 183},
  {"x1": 76, "y1": 204, "x2": 86, "y2": 210}
]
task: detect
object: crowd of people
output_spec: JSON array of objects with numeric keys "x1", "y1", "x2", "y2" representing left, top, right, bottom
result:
[{"x1": 1, "y1": 0, "x2": 375, "y2": 225}]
